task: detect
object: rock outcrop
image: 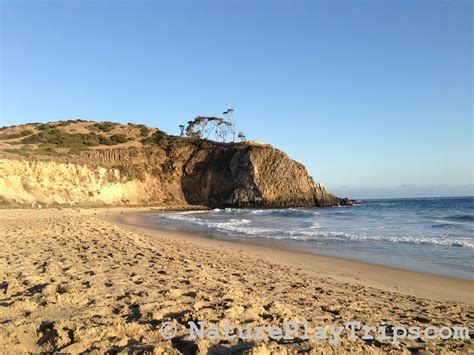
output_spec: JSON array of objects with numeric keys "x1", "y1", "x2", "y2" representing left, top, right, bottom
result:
[
  {"x1": 0, "y1": 142, "x2": 354, "y2": 208},
  {"x1": 181, "y1": 144, "x2": 342, "y2": 208}
]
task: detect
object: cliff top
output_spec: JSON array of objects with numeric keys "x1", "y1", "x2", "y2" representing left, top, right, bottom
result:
[{"x1": 0, "y1": 120, "x2": 268, "y2": 160}]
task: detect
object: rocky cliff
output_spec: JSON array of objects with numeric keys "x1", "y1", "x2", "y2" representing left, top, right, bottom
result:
[{"x1": 0, "y1": 120, "x2": 355, "y2": 208}]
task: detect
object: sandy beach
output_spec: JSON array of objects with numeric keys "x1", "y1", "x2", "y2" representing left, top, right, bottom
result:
[{"x1": 0, "y1": 208, "x2": 472, "y2": 353}]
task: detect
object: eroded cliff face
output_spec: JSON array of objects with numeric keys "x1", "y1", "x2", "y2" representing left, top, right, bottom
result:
[
  {"x1": 0, "y1": 143, "x2": 348, "y2": 208},
  {"x1": 181, "y1": 144, "x2": 341, "y2": 208}
]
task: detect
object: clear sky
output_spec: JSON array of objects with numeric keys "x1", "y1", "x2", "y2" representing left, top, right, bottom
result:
[{"x1": 1, "y1": 0, "x2": 472, "y2": 199}]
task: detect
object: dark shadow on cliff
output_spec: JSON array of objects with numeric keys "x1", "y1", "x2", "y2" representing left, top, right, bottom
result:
[{"x1": 181, "y1": 143, "x2": 261, "y2": 208}]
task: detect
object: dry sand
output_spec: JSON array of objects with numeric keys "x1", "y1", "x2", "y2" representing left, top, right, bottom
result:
[{"x1": 0, "y1": 208, "x2": 472, "y2": 353}]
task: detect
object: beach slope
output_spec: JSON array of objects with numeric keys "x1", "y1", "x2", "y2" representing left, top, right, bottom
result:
[{"x1": 0, "y1": 209, "x2": 472, "y2": 353}]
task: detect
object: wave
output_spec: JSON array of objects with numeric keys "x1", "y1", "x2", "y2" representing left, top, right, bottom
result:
[
  {"x1": 192, "y1": 208, "x2": 319, "y2": 218},
  {"x1": 248, "y1": 209, "x2": 316, "y2": 218},
  {"x1": 155, "y1": 213, "x2": 250, "y2": 227},
  {"x1": 442, "y1": 214, "x2": 474, "y2": 223},
  {"x1": 263, "y1": 229, "x2": 474, "y2": 249},
  {"x1": 152, "y1": 212, "x2": 474, "y2": 249},
  {"x1": 431, "y1": 222, "x2": 461, "y2": 229},
  {"x1": 152, "y1": 213, "x2": 275, "y2": 236},
  {"x1": 294, "y1": 231, "x2": 474, "y2": 249}
]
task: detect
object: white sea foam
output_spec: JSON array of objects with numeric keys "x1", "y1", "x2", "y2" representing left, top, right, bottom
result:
[
  {"x1": 148, "y1": 199, "x2": 474, "y2": 278},
  {"x1": 153, "y1": 211, "x2": 474, "y2": 249}
]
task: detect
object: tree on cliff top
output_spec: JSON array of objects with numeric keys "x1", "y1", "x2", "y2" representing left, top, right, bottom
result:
[
  {"x1": 223, "y1": 108, "x2": 236, "y2": 142},
  {"x1": 185, "y1": 116, "x2": 234, "y2": 142}
]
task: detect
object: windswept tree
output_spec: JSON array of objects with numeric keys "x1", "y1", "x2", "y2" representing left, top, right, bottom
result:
[
  {"x1": 185, "y1": 116, "x2": 207, "y2": 138},
  {"x1": 203, "y1": 117, "x2": 220, "y2": 139},
  {"x1": 185, "y1": 116, "x2": 233, "y2": 142},
  {"x1": 223, "y1": 108, "x2": 236, "y2": 142},
  {"x1": 238, "y1": 131, "x2": 246, "y2": 143},
  {"x1": 216, "y1": 120, "x2": 233, "y2": 143},
  {"x1": 179, "y1": 125, "x2": 185, "y2": 137},
  {"x1": 185, "y1": 121, "x2": 200, "y2": 138}
]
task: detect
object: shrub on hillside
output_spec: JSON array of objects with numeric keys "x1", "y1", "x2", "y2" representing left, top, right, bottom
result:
[
  {"x1": 110, "y1": 134, "x2": 128, "y2": 144},
  {"x1": 93, "y1": 122, "x2": 116, "y2": 132},
  {"x1": 98, "y1": 135, "x2": 113, "y2": 145},
  {"x1": 37, "y1": 124, "x2": 52, "y2": 131},
  {"x1": 139, "y1": 126, "x2": 151, "y2": 137},
  {"x1": 140, "y1": 129, "x2": 167, "y2": 145},
  {"x1": 0, "y1": 129, "x2": 33, "y2": 140},
  {"x1": 22, "y1": 129, "x2": 100, "y2": 148}
]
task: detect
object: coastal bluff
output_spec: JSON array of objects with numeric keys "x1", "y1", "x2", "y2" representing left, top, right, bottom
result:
[{"x1": 0, "y1": 120, "x2": 356, "y2": 208}]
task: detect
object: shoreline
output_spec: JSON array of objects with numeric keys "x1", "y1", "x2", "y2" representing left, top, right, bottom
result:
[
  {"x1": 98, "y1": 207, "x2": 474, "y2": 305},
  {"x1": 1, "y1": 208, "x2": 472, "y2": 352}
]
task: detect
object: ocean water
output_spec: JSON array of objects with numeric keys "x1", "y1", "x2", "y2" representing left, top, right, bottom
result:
[{"x1": 146, "y1": 197, "x2": 474, "y2": 280}]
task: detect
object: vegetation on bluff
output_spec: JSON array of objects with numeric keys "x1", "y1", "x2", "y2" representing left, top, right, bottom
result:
[
  {"x1": 0, "y1": 117, "x2": 250, "y2": 160},
  {"x1": 0, "y1": 129, "x2": 34, "y2": 141},
  {"x1": 22, "y1": 129, "x2": 102, "y2": 147},
  {"x1": 179, "y1": 109, "x2": 246, "y2": 143}
]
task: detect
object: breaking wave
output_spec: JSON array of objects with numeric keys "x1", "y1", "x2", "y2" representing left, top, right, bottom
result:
[
  {"x1": 148, "y1": 198, "x2": 474, "y2": 278},
  {"x1": 152, "y1": 209, "x2": 474, "y2": 249}
]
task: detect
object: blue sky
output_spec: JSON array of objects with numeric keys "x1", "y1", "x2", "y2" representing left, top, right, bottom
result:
[{"x1": 1, "y1": 0, "x2": 472, "y2": 198}]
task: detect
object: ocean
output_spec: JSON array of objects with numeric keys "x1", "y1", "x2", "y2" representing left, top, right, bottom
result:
[{"x1": 146, "y1": 197, "x2": 474, "y2": 280}]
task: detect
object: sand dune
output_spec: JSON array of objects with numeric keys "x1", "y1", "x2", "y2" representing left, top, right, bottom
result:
[{"x1": 0, "y1": 209, "x2": 472, "y2": 353}]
